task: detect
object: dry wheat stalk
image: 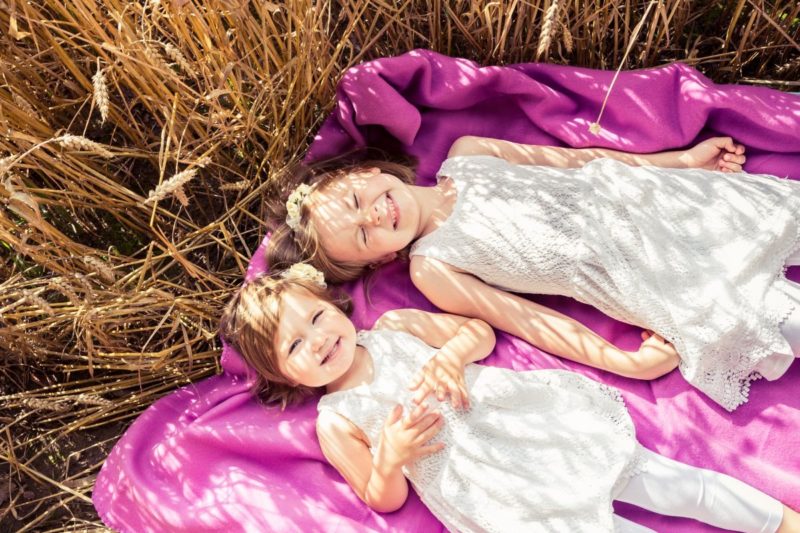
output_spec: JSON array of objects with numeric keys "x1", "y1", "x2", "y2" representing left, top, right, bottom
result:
[
  {"x1": 162, "y1": 42, "x2": 197, "y2": 76},
  {"x1": 143, "y1": 167, "x2": 198, "y2": 205},
  {"x1": 72, "y1": 394, "x2": 113, "y2": 407},
  {"x1": 92, "y1": 61, "x2": 110, "y2": 124},
  {"x1": 72, "y1": 273, "x2": 95, "y2": 297},
  {"x1": 7, "y1": 189, "x2": 40, "y2": 218},
  {"x1": 57, "y1": 135, "x2": 114, "y2": 158},
  {"x1": 12, "y1": 93, "x2": 35, "y2": 115},
  {"x1": 0, "y1": 155, "x2": 14, "y2": 178},
  {"x1": 48, "y1": 277, "x2": 81, "y2": 306},
  {"x1": 536, "y1": 0, "x2": 560, "y2": 59},
  {"x1": 173, "y1": 186, "x2": 189, "y2": 207},
  {"x1": 220, "y1": 180, "x2": 249, "y2": 191},
  {"x1": 4, "y1": 175, "x2": 41, "y2": 221},
  {"x1": 1, "y1": 2, "x2": 798, "y2": 528},
  {"x1": 21, "y1": 289, "x2": 55, "y2": 316},
  {"x1": 561, "y1": 22, "x2": 573, "y2": 54},
  {"x1": 83, "y1": 255, "x2": 116, "y2": 283},
  {"x1": 142, "y1": 42, "x2": 172, "y2": 74},
  {"x1": 590, "y1": 0, "x2": 659, "y2": 134},
  {"x1": 777, "y1": 57, "x2": 799, "y2": 75},
  {"x1": 20, "y1": 398, "x2": 68, "y2": 412}
]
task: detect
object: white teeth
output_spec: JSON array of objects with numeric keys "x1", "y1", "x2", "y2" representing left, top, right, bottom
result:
[
  {"x1": 321, "y1": 339, "x2": 338, "y2": 365},
  {"x1": 387, "y1": 195, "x2": 397, "y2": 228}
]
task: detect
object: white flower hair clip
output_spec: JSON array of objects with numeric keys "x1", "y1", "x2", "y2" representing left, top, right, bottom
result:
[
  {"x1": 285, "y1": 183, "x2": 313, "y2": 230},
  {"x1": 280, "y1": 262, "x2": 326, "y2": 288}
]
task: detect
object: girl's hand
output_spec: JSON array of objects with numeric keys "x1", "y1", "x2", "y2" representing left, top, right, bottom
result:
[
  {"x1": 409, "y1": 353, "x2": 470, "y2": 410},
  {"x1": 379, "y1": 404, "x2": 445, "y2": 469},
  {"x1": 634, "y1": 330, "x2": 680, "y2": 378},
  {"x1": 681, "y1": 137, "x2": 746, "y2": 173}
]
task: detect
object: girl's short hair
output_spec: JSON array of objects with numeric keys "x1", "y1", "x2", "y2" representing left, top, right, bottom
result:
[
  {"x1": 266, "y1": 152, "x2": 417, "y2": 283},
  {"x1": 219, "y1": 274, "x2": 352, "y2": 409}
]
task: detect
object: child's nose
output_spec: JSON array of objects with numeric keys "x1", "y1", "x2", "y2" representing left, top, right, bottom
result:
[
  {"x1": 310, "y1": 331, "x2": 326, "y2": 353},
  {"x1": 369, "y1": 203, "x2": 381, "y2": 225},
  {"x1": 361, "y1": 204, "x2": 379, "y2": 226}
]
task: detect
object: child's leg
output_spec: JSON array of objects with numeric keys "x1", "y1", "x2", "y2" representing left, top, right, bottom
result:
[
  {"x1": 756, "y1": 279, "x2": 800, "y2": 379},
  {"x1": 615, "y1": 448, "x2": 784, "y2": 533}
]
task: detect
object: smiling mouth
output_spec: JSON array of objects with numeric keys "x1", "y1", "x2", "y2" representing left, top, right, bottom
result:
[
  {"x1": 386, "y1": 194, "x2": 398, "y2": 230},
  {"x1": 321, "y1": 338, "x2": 340, "y2": 365}
]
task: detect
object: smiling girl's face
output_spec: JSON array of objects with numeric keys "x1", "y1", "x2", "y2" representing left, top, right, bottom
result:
[
  {"x1": 307, "y1": 168, "x2": 421, "y2": 266},
  {"x1": 272, "y1": 286, "x2": 359, "y2": 389}
]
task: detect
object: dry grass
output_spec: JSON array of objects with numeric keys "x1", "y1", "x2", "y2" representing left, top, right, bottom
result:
[{"x1": 0, "y1": 0, "x2": 798, "y2": 529}]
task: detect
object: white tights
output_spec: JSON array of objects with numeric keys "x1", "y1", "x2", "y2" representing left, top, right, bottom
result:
[
  {"x1": 613, "y1": 448, "x2": 784, "y2": 533},
  {"x1": 613, "y1": 251, "x2": 799, "y2": 531}
]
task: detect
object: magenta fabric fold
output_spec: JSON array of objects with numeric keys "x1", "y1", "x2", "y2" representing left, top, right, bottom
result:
[{"x1": 94, "y1": 50, "x2": 800, "y2": 532}]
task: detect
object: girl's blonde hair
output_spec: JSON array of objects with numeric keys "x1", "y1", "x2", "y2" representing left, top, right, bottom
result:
[
  {"x1": 266, "y1": 153, "x2": 417, "y2": 283},
  {"x1": 219, "y1": 274, "x2": 352, "y2": 409}
]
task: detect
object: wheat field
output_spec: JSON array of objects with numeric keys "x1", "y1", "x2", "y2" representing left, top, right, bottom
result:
[{"x1": 0, "y1": 1, "x2": 798, "y2": 530}]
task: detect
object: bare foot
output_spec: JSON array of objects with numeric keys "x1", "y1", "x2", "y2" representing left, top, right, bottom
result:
[{"x1": 778, "y1": 505, "x2": 800, "y2": 533}]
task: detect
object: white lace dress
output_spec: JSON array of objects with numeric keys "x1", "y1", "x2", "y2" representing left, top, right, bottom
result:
[
  {"x1": 317, "y1": 329, "x2": 646, "y2": 533},
  {"x1": 411, "y1": 155, "x2": 800, "y2": 411}
]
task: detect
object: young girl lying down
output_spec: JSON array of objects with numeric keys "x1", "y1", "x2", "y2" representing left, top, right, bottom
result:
[
  {"x1": 219, "y1": 264, "x2": 799, "y2": 533},
  {"x1": 267, "y1": 136, "x2": 800, "y2": 411}
]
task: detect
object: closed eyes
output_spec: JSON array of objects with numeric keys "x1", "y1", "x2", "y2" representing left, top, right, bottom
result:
[
  {"x1": 288, "y1": 310, "x2": 324, "y2": 355},
  {"x1": 353, "y1": 193, "x2": 367, "y2": 246},
  {"x1": 289, "y1": 339, "x2": 300, "y2": 354}
]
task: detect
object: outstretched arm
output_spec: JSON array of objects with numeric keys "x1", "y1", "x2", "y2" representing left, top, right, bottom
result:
[
  {"x1": 448, "y1": 135, "x2": 746, "y2": 172},
  {"x1": 410, "y1": 256, "x2": 679, "y2": 380},
  {"x1": 375, "y1": 308, "x2": 496, "y2": 409}
]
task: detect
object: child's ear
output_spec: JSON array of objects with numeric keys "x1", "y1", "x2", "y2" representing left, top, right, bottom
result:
[{"x1": 354, "y1": 167, "x2": 380, "y2": 179}]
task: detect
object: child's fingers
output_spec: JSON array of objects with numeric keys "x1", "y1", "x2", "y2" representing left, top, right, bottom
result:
[
  {"x1": 436, "y1": 383, "x2": 448, "y2": 402},
  {"x1": 416, "y1": 441, "x2": 446, "y2": 458},
  {"x1": 457, "y1": 383, "x2": 470, "y2": 410},
  {"x1": 723, "y1": 153, "x2": 746, "y2": 164},
  {"x1": 414, "y1": 414, "x2": 444, "y2": 443},
  {"x1": 410, "y1": 373, "x2": 438, "y2": 404},
  {"x1": 721, "y1": 136, "x2": 737, "y2": 153},
  {"x1": 388, "y1": 404, "x2": 403, "y2": 425},
  {"x1": 413, "y1": 383, "x2": 434, "y2": 405},
  {"x1": 711, "y1": 136, "x2": 735, "y2": 153},
  {"x1": 446, "y1": 377, "x2": 468, "y2": 410},
  {"x1": 411, "y1": 412, "x2": 441, "y2": 434},
  {"x1": 408, "y1": 372, "x2": 424, "y2": 391},
  {"x1": 405, "y1": 402, "x2": 429, "y2": 425},
  {"x1": 446, "y1": 382, "x2": 461, "y2": 409}
]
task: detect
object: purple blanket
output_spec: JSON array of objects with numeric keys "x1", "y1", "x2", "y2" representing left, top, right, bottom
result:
[{"x1": 94, "y1": 50, "x2": 800, "y2": 532}]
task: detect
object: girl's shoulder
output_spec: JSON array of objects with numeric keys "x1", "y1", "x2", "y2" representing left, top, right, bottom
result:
[{"x1": 437, "y1": 154, "x2": 507, "y2": 176}]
